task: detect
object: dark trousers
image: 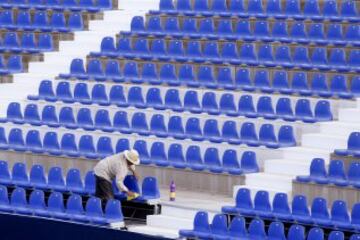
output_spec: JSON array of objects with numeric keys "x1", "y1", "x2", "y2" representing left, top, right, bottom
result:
[{"x1": 95, "y1": 175, "x2": 114, "y2": 203}]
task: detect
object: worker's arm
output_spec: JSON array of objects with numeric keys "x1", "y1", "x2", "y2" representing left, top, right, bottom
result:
[{"x1": 116, "y1": 173, "x2": 136, "y2": 197}]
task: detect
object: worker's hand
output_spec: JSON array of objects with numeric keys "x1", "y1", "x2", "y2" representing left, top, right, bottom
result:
[{"x1": 127, "y1": 191, "x2": 137, "y2": 198}]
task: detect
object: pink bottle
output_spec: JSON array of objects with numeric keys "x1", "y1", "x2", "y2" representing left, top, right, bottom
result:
[{"x1": 169, "y1": 180, "x2": 176, "y2": 201}]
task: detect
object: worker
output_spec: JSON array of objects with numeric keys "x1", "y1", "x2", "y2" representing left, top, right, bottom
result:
[{"x1": 94, "y1": 149, "x2": 140, "y2": 202}]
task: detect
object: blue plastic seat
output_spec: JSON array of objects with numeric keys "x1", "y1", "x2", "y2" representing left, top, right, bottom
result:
[
  {"x1": 133, "y1": 141, "x2": 150, "y2": 165},
  {"x1": 202, "y1": 92, "x2": 219, "y2": 115},
  {"x1": 151, "y1": 39, "x2": 169, "y2": 61},
  {"x1": 25, "y1": 130, "x2": 44, "y2": 153},
  {"x1": 51, "y1": 12, "x2": 68, "y2": 32},
  {"x1": 311, "y1": 73, "x2": 332, "y2": 97},
  {"x1": 168, "y1": 144, "x2": 186, "y2": 169},
  {"x1": 104, "y1": 60, "x2": 123, "y2": 82},
  {"x1": 112, "y1": 111, "x2": 131, "y2": 134},
  {"x1": 131, "y1": 112, "x2": 149, "y2": 136},
  {"x1": 248, "y1": 219, "x2": 267, "y2": 239},
  {"x1": 30, "y1": 80, "x2": 55, "y2": 101},
  {"x1": 239, "y1": 43, "x2": 257, "y2": 66},
  {"x1": 228, "y1": 216, "x2": 247, "y2": 239},
  {"x1": 236, "y1": 20, "x2": 253, "y2": 41},
  {"x1": 328, "y1": 160, "x2": 348, "y2": 186},
  {"x1": 142, "y1": 63, "x2": 159, "y2": 85},
  {"x1": 61, "y1": 133, "x2": 79, "y2": 157},
  {"x1": 257, "y1": 96, "x2": 276, "y2": 120},
  {"x1": 164, "y1": 89, "x2": 183, "y2": 112},
  {"x1": 248, "y1": 0, "x2": 265, "y2": 17},
  {"x1": 290, "y1": 22, "x2": 308, "y2": 44},
  {"x1": 77, "y1": 108, "x2": 95, "y2": 131},
  {"x1": 352, "y1": 203, "x2": 360, "y2": 230},
  {"x1": 115, "y1": 138, "x2": 129, "y2": 154},
  {"x1": 0, "y1": 185, "x2": 11, "y2": 212},
  {"x1": 296, "y1": 158, "x2": 328, "y2": 184},
  {"x1": 327, "y1": 24, "x2": 345, "y2": 46},
  {"x1": 59, "y1": 107, "x2": 77, "y2": 129},
  {"x1": 109, "y1": 85, "x2": 127, "y2": 107},
  {"x1": 295, "y1": 99, "x2": 315, "y2": 123},
  {"x1": 258, "y1": 44, "x2": 275, "y2": 67},
  {"x1": 203, "y1": 42, "x2": 222, "y2": 63},
  {"x1": 352, "y1": 76, "x2": 360, "y2": 96},
  {"x1": 272, "y1": 193, "x2": 291, "y2": 220},
  {"x1": 241, "y1": 151, "x2": 259, "y2": 173},
  {"x1": 179, "y1": 211, "x2": 211, "y2": 239},
  {"x1": 323, "y1": 0, "x2": 340, "y2": 21},
  {"x1": 78, "y1": 135, "x2": 98, "y2": 159},
  {"x1": 254, "y1": 21, "x2": 270, "y2": 41},
  {"x1": 308, "y1": 23, "x2": 326, "y2": 45},
  {"x1": 329, "y1": 48, "x2": 347, "y2": 71},
  {"x1": 140, "y1": 176, "x2": 160, "y2": 200},
  {"x1": 0, "y1": 10, "x2": 15, "y2": 29},
  {"x1": 11, "y1": 187, "x2": 31, "y2": 215},
  {"x1": 272, "y1": 21, "x2": 289, "y2": 42},
  {"x1": 182, "y1": 18, "x2": 197, "y2": 37},
  {"x1": 219, "y1": 93, "x2": 237, "y2": 116},
  {"x1": 315, "y1": 101, "x2": 333, "y2": 121},
  {"x1": 268, "y1": 222, "x2": 286, "y2": 240},
  {"x1": 291, "y1": 72, "x2": 311, "y2": 96},
  {"x1": 335, "y1": 132, "x2": 360, "y2": 156},
  {"x1": 85, "y1": 197, "x2": 106, "y2": 224},
  {"x1": 147, "y1": 16, "x2": 164, "y2": 37},
  {"x1": 311, "y1": 48, "x2": 329, "y2": 70},
  {"x1": 183, "y1": 90, "x2": 201, "y2": 113},
  {"x1": 168, "y1": 40, "x2": 185, "y2": 60},
  {"x1": 87, "y1": 59, "x2": 105, "y2": 81},
  {"x1": 66, "y1": 194, "x2": 88, "y2": 222},
  {"x1": 222, "y1": 42, "x2": 240, "y2": 64},
  {"x1": 43, "y1": 132, "x2": 61, "y2": 155},
  {"x1": 95, "y1": 109, "x2": 113, "y2": 132},
  {"x1": 210, "y1": 214, "x2": 228, "y2": 239},
  {"x1": 185, "y1": 117, "x2": 204, "y2": 141},
  {"x1": 292, "y1": 195, "x2": 312, "y2": 224},
  {"x1": 30, "y1": 164, "x2": 47, "y2": 189},
  {"x1": 275, "y1": 45, "x2": 293, "y2": 68},
  {"x1": 74, "y1": 83, "x2": 91, "y2": 105},
  {"x1": 349, "y1": 50, "x2": 360, "y2": 72},
  {"x1": 146, "y1": 88, "x2": 164, "y2": 110},
  {"x1": 307, "y1": 228, "x2": 324, "y2": 240},
  {"x1": 222, "y1": 187, "x2": 253, "y2": 215},
  {"x1": 168, "y1": 116, "x2": 185, "y2": 140},
  {"x1": 186, "y1": 146, "x2": 204, "y2": 171},
  {"x1": 6, "y1": 102, "x2": 23, "y2": 124},
  {"x1": 258, "y1": 124, "x2": 278, "y2": 148},
  {"x1": 160, "y1": 64, "x2": 180, "y2": 86},
  {"x1": 351, "y1": 235, "x2": 360, "y2": 240},
  {"x1": 278, "y1": 125, "x2": 296, "y2": 147},
  {"x1": 222, "y1": 121, "x2": 241, "y2": 145},
  {"x1": 198, "y1": 65, "x2": 217, "y2": 88},
  {"x1": 23, "y1": 104, "x2": 41, "y2": 126},
  {"x1": 266, "y1": 0, "x2": 284, "y2": 18},
  {"x1": 29, "y1": 190, "x2": 49, "y2": 217},
  {"x1": 116, "y1": 38, "x2": 131, "y2": 57},
  {"x1": 55, "y1": 81, "x2": 74, "y2": 103},
  {"x1": 8, "y1": 128, "x2": 26, "y2": 152},
  {"x1": 66, "y1": 168, "x2": 85, "y2": 194},
  {"x1": 198, "y1": 19, "x2": 217, "y2": 39},
  {"x1": 130, "y1": 16, "x2": 145, "y2": 33},
  {"x1": 253, "y1": 190, "x2": 272, "y2": 218},
  {"x1": 293, "y1": 47, "x2": 311, "y2": 69},
  {"x1": 68, "y1": 13, "x2": 83, "y2": 30},
  {"x1": 33, "y1": 11, "x2": 49, "y2": 31},
  {"x1": 284, "y1": 0, "x2": 302, "y2": 19},
  {"x1": 164, "y1": 18, "x2": 181, "y2": 38},
  {"x1": 329, "y1": 231, "x2": 345, "y2": 240},
  {"x1": 150, "y1": 142, "x2": 170, "y2": 167},
  {"x1": 179, "y1": 64, "x2": 197, "y2": 87},
  {"x1": 0, "y1": 161, "x2": 11, "y2": 186},
  {"x1": 204, "y1": 147, "x2": 222, "y2": 173},
  {"x1": 222, "y1": 149, "x2": 241, "y2": 175},
  {"x1": 341, "y1": 0, "x2": 358, "y2": 22},
  {"x1": 47, "y1": 167, "x2": 65, "y2": 192},
  {"x1": 217, "y1": 20, "x2": 235, "y2": 40},
  {"x1": 104, "y1": 199, "x2": 124, "y2": 224},
  {"x1": 0, "y1": 127, "x2": 8, "y2": 150},
  {"x1": 2, "y1": 32, "x2": 20, "y2": 52},
  {"x1": 254, "y1": 69, "x2": 272, "y2": 93},
  {"x1": 304, "y1": 0, "x2": 322, "y2": 20},
  {"x1": 17, "y1": 11, "x2": 33, "y2": 30},
  {"x1": 238, "y1": 95, "x2": 257, "y2": 118},
  {"x1": 217, "y1": 66, "x2": 235, "y2": 90},
  {"x1": 128, "y1": 86, "x2": 146, "y2": 109},
  {"x1": 235, "y1": 68, "x2": 254, "y2": 91},
  {"x1": 150, "y1": 114, "x2": 167, "y2": 138},
  {"x1": 345, "y1": 25, "x2": 360, "y2": 46},
  {"x1": 287, "y1": 225, "x2": 305, "y2": 240},
  {"x1": 96, "y1": 136, "x2": 114, "y2": 158},
  {"x1": 311, "y1": 197, "x2": 331, "y2": 226},
  {"x1": 331, "y1": 200, "x2": 350, "y2": 229},
  {"x1": 132, "y1": 39, "x2": 151, "y2": 60}
]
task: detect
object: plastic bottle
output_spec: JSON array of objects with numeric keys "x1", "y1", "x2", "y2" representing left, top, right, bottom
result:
[{"x1": 170, "y1": 180, "x2": 176, "y2": 201}]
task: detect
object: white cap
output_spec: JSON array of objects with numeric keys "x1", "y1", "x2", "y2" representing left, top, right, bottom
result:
[{"x1": 124, "y1": 149, "x2": 140, "y2": 165}]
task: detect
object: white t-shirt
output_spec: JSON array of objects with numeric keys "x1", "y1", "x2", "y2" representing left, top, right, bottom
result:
[{"x1": 94, "y1": 152, "x2": 135, "y2": 192}]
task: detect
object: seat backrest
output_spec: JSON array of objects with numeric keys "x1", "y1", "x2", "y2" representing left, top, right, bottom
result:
[
  {"x1": 254, "y1": 190, "x2": 271, "y2": 211},
  {"x1": 248, "y1": 219, "x2": 266, "y2": 238},
  {"x1": 185, "y1": 117, "x2": 202, "y2": 135},
  {"x1": 48, "y1": 166, "x2": 65, "y2": 187},
  {"x1": 186, "y1": 145, "x2": 202, "y2": 165},
  {"x1": 309, "y1": 158, "x2": 327, "y2": 178},
  {"x1": 304, "y1": 0, "x2": 320, "y2": 15},
  {"x1": 240, "y1": 122, "x2": 258, "y2": 141},
  {"x1": 204, "y1": 147, "x2": 220, "y2": 167},
  {"x1": 228, "y1": 216, "x2": 247, "y2": 237},
  {"x1": 193, "y1": 211, "x2": 210, "y2": 233},
  {"x1": 150, "y1": 142, "x2": 166, "y2": 161},
  {"x1": 105, "y1": 199, "x2": 124, "y2": 221},
  {"x1": 331, "y1": 200, "x2": 349, "y2": 222},
  {"x1": 323, "y1": 0, "x2": 338, "y2": 16},
  {"x1": 328, "y1": 231, "x2": 345, "y2": 240},
  {"x1": 287, "y1": 225, "x2": 305, "y2": 240},
  {"x1": 84, "y1": 171, "x2": 95, "y2": 194},
  {"x1": 292, "y1": 195, "x2": 310, "y2": 216},
  {"x1": 12, "y1": 162, "x2": 28, "y2": 182},
  {"x1": 66, "y1": 194, "x2": 84, "y2": 214},
  {"x1": 267, "y1": 222, "x2": 286, "y2": 239},
  {"x1": 210, "y1": 214, "x2": 228, "y2": 236},
  {"x1": 60, "y1": 133, "x2": 77, "y2": 152},
  {"x1": 241, "y1": 151, "x2": 259, "y2": 172},
  {"x1": 59, "y1": 106, "x2": 75, "y2": 124},
  {"x1": 10, "y1": 187, "x2": 27, "y2": 207},
  {"x1": 29, "y1": 189, "x2": 46, "y2": 209},
  {"x1": 311, "y1": 197, "x2": 329, "y2": 219},
  {"x1": 94, "y1": 109, "x2": 111, "y2": 127},
  {"x1": 115, "y1": 138, "x2": 130, "y2": 153},
  {"x1": 328, "y1": 160, "x2": 346, "y2": 180},
  {"x1": 66, "y1": 168, "x2": 83, "y2": 190},
  {"x1": 133, "y1": 140, "x2": 149, "y2": 159},
  {"x1": 0, "y1": 185, "x2": 9, "y2": 205},
  {"x1": 142, "y1": 176, "x2": 160, "y2": 199},
  {"x1": 307, "y1": 228, "x2": 324, "y2": 240},
  {"x1": 130, "y1": 16, "x2": 145, "y2": 31},
  {"x1": 85, "y1": 197, "x2": 103, "y2": 217},
  {"x1": 7, "y1": 102, "x2": 23, "y2": 121},
  {"x1": 97, "y1": 136, "x2": 114, "y2": 157},
  {"x1": 235, "y1": 188, "x2": 252, "y2": 208},
  {"x1": 272, "y1": 192, "x2": 290, "y2": 214},
  {"x1": 30, "y1": 164, "x2": 46, "y2": 185},
  {"x1": 0, "y1": 160, "x2": 10, "y2": 181},
  {"x1": 77, "y1": 108, "x2": 94, "y2": 126}
]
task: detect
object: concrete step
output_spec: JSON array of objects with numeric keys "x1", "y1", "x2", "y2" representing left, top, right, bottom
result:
[
  {"x1": 282, "y1": 146, "x2": 330, "y2": 162},
  {"x1": 264, "y1": 159, "x2": 312, "y2": 176},
  {"x1": 147, "y1": 214, "x2": 193, "y2": 230},
  {"x1": 301, "y1": 133, "x2": 347, "y2": 150},
  {"x1": 129, "y1": 225, "x2": 179, "y2": 239},
  {"x1": 244, "y1": 173, "x2": 294, "y2": 192},
  {"x1": 339, "y1": 108, "x2": 360, "y2": 123},
  {"x1": 161, "y1": 205, "x2": 200, "y2": 220},
  {"x1": 320, "y1": 121, "x2": 360, "y2": 137}
]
